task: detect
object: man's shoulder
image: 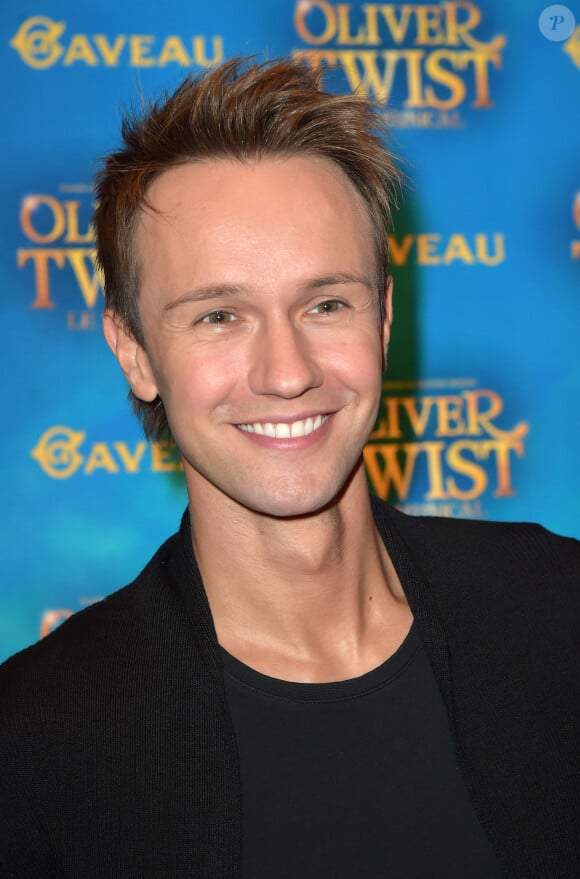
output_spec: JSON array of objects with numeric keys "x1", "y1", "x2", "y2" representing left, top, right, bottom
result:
[
  {"x1": 371, "y1": 496, "x2": 580, "y2": 595},
  {"x1": 373, "y1": 494, "x2": 578, "y2": 551},
  {"x1": 0, "y1": 524, "x2": 184, "y2": 703}
]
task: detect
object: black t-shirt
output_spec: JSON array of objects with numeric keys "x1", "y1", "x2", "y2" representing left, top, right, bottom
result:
[{"x1": 221, "y1": 624, "x2": 503, "y2": 878}]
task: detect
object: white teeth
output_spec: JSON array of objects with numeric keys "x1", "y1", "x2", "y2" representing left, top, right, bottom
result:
[{"x1": 238, "y1": 415, "x2": 328, "y2": 438}]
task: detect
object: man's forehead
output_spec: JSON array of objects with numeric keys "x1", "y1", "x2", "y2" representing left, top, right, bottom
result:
[
  {"x1": 139, "y1": 154, "x2": 366, "y2": 220},
  {"x1": 133, "y1": 154, "x2": 379, "y2": 301}
]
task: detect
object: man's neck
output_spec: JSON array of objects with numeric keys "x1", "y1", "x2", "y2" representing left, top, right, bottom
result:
[{"x1": 187, "y1": 470, "x2": 412, "y2": 683}]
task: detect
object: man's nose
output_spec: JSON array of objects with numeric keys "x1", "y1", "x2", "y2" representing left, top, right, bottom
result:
[{"x1": 247, "y1": 318, "x2": 323, "y2": 398}]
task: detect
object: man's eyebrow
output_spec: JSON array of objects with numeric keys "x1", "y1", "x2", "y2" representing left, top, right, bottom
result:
[
  {"x1": 163, "y1": 285, "x2": 244, "y2": 313},
  {"x1": 163, "y1": 273, "x2": 374, "y2": 313},
  {"x1": 306, "y1": 272, "x2": 375, "y2": 290}
]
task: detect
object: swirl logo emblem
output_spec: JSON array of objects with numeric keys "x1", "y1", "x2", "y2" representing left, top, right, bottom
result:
[
  {"x1": 9, "y1": 16, "x2": 66, "y2": 69},
  {"x1": 31, "y1": 426, "x2": 85, "y2": 478}
]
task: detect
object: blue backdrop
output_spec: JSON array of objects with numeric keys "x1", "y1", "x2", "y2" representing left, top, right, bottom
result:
[{"x1": 1, "y1": 0, "x2": 579, "y2": 661}]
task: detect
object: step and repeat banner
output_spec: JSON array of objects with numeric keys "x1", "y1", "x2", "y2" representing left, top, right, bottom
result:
[{"x1": 1, "y1": 1, "x2": 579, "y2": 661}]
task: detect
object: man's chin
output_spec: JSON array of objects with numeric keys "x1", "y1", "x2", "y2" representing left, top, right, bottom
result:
[{"x1": 239, "y1": 475, "x2": 357, "y2": 522}]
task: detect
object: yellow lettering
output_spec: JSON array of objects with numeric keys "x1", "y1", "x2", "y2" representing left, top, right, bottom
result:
[
  {"x1": 360, "y1": 4, "x2": 381, "y2": 45},
  {"x1": 475, "y1": 233, "x2": 505, "y2": 265},
  {"x1": 129, "y1": 35, "x2": 155, "y2": 67},
  {"x1": 384, "y1": 396, "x2": 404, "y2": 439},
  {"x1": 291, "y1": 48, "x2": 340, "y2": 71},
  {"x1": 424, "y1": 49, "x2": 466, "y2": 109},
  {"x1": 445, "y1": 440, "x2": 488, "y2": 499},
  {"x1": 388, "y1": 233, "x2": 414, "y2": 266},
  {"x1": 151, "y1": 440, "x2": 182, "y2": 472},
  {"x1": 63, "y1": 34, "x2": 99, "y2": 66},
  {"x1": 422, "y1": 441, "x2": 447, "y2": 499},
  {"x1": 401, "y1": 49, "x2": 425, "y2": 106},
  {"x1": 338, "y1": 49, "x2": 403, "y2": 102},
  {"x1": 336, "y1": 3, "x2": 368, "y2": 45},
  {"x1": 93, "y1": 34, "x2": 126, "y2": 65},
  {"x1": 416, "y1": 233, "x2": 441, "y2": 265},
  {"x1": 364, "y1": 442, "x2": 424, "y2": 500},
  {"x1": 192, "y1": 36, "x2": 223, "y2": 66},
  {"x1": 64, "y1": 201, "x2": 94, "y2": 244},
  {"x1": 444, "y1": 1, "x2": 504, "y2": 52},
  {"x1": 465, "y1": 389, "x2": 503, "y2": 436},
  {"x1": 20, "y1": 195, "x2": 65, "y2": 244},
  {"x1": 415, "y1": 5, "x2": 446, "y2": 44},
  {"x1": 400, "y1": 397, "x2": 435, "y2": 437},
  {"x1": 17, "y1": 248, "x2": 65, "y2": 309},
  {"x1": 378, "y1": 4, "x2": 414, "y2": 44},
  {"x1": 367, "y1": 388, "x2": 527, "y2": 504},
  {"x1": 294, "y1": 0, "x2": 337, "y2": 44},
  {"x1": 443, "y1": 234, "x2": 474, "y2": 264},
  {"x1": 491, "y1": 438, "x2": 524, "y2": 497},
  {"x1": 470, "y1": 51, "x2": 500, "y2": 109},
  {"x1": 65, "y1": 249, "x2": 103, "y2": 308},
  {"x1": 372, "y1": 396, "x2": 404, "y2": 440},
  {"x1": 157, "y1": 35, "x2": 190, "y2": 66},
  {"x1": 84, "y1": 443, "x2": 119, "y2": 474},
  {"x1": 435, "y1": 396, "x2": 465, "y2": 436},
  {"x1": 113, "y1": 441, "x2": 147, "y2": 473},
  {"x1": 464, "y1": 390, "x2": 529, "y2": 441}
]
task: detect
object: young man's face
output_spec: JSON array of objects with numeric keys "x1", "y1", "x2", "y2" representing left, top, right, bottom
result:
[{"x1": 107, "y1": 155, "x2": 391, "y2": 518}]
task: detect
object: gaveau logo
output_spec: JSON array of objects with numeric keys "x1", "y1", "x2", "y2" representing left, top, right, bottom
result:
[
  {"x1": 293, "y1": 1, "x2": 506, "y2": 127},
  {"x1": 388, "y1": 231, "x2": 505, "y2": 266},
  {"x1": 30, "y1": 426, "x2": 183, "y2": 478},
  {"x1": 9, "y1": 15, "x2": 223, "y2": 69}
]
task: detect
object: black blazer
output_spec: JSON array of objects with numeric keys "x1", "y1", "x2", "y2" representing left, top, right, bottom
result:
[{"x1": 0, "y1": 498, "x2": 578, "y2": 877}]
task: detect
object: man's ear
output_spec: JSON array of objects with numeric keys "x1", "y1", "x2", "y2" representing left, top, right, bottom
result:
[
  {"x1": 102, "y1": 310, "x2": 159, "y2": 402},
  {"x1": 381, "y1": 275, "x2": 394, "y2": 368}
]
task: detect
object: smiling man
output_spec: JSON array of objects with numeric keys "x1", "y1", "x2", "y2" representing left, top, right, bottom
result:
[{"x1": 1, "y1": 58, "x2": 579, "y2": 879}]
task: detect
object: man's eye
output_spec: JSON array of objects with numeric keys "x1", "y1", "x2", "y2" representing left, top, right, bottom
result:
[
  {"x1": 200, "y1": 310, "x2": 235, "y2": 325},
  {"x1": 311, "y1": 300, "x2": 343, "y2": 314}
]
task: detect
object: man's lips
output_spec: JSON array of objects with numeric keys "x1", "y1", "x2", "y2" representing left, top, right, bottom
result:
[{"x1": 236, "y1": 414, "x2": 330, "y2": 439}]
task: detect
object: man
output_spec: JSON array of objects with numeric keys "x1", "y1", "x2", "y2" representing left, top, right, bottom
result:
[{"x1": 0, "y1": 58, "x2": 578, "y2": 878}]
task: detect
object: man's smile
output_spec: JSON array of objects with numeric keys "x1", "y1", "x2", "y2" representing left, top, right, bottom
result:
[{"x1": 236, "y1": 414, "x2": 330, "y2": 439}]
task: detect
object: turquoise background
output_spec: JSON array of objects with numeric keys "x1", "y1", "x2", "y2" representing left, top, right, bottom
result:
[{"x1": 1, "y1": 0, "x2": 579, "y2": 661}]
